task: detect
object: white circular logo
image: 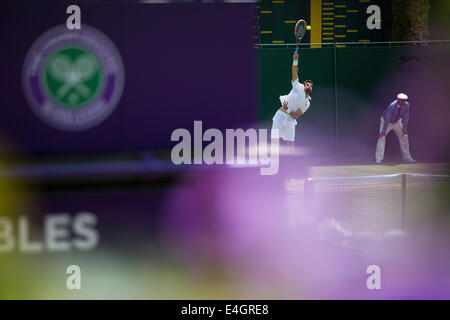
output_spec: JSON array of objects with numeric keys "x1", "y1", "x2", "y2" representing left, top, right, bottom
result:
[{"x1": 23, "y1": 25, "x2": 125, "y2": 131}]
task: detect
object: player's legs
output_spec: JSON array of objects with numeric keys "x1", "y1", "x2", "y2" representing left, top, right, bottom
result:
[
  {"x1": 392, "y1": 120, "x2": 414, "y2": 161},
  {"x1": 284, "y1": 141, "x2": 294, "y2": 152},
  {"x1": 281, "y1": 125, "x2": 295, "y2": 182},
  {"x1": 282, "y1": 125, "x2": 295, "y2": 152},
  {"x1": 271, "y1": 137, "x2": 281, "y2": 147},
  {"x1": 271, "y1": 110, "x2": 286, "y2": 146}
]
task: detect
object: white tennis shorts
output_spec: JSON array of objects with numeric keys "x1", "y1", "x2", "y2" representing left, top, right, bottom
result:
[{"x1": 271, "y1": 110, "x2": 296, "y2": 142}]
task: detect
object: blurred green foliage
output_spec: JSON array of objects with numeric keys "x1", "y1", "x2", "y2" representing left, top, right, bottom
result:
[{"x1": 392, "y1": 0, "x2": 430, "y2": 41}]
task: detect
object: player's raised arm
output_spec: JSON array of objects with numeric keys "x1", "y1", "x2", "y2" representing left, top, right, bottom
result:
[{"x1": 292, "y1": 52, "x2": 299, "y2": 82}]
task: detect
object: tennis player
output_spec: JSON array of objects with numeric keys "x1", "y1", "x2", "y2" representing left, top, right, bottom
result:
[
  {"x1": 271, "y1": 52, "x2": 313, "y2": 150},
  {"x1": 375, "y1": 93, "x2": 416, "y2": 163}
]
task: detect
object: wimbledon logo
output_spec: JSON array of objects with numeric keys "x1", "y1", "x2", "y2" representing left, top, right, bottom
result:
[{"x1": 22, "y1": 25, "x2": 124, "y2": 131}]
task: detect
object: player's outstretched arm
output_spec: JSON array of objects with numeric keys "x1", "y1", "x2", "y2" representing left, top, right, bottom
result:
[{"x1": 292, "y1": 52, "x2": 299, "y2": 82}]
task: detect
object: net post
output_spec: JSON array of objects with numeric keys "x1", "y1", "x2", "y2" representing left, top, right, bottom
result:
[
  {"x1": 333, "y1": 43, "x2": 339, "y2": 160},
  {"x1": 401, "y1": 173, "x2": 406, "y2": 229}
]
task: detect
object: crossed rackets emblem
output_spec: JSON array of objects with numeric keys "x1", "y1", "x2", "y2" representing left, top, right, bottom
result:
[{"x1": 49, "y1": 53, "x2": 99, "y2": 102}]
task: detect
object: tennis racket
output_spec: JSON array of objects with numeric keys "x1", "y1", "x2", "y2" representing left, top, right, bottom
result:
[{"x1": 294, "y1": 19, "x2": 307, "y2": 54}]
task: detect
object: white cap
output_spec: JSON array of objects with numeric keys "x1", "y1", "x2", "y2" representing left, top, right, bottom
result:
[{"x1": 397, "y1": 93, "x2": 408, "y2": 100}]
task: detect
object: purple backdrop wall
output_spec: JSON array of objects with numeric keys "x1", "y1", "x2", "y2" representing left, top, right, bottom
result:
[{"x1": 0, "y1": 3, "x2": 257, "y2": 155}]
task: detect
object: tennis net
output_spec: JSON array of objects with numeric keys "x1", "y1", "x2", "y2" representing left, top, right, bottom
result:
[{"x1": 304, "y1": 173, "x2": 450, "y2": 236}]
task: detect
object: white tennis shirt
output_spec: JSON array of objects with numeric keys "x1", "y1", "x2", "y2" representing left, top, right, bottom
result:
[{"x1": 279, "y1": 79, "x2": 311, "y2": 125}]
